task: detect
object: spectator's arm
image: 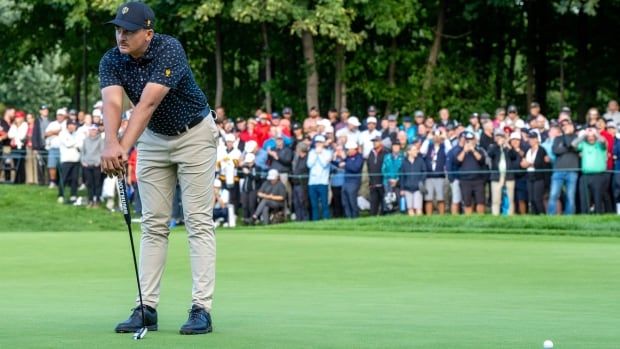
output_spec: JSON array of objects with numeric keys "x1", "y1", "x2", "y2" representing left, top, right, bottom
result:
[
  {"x1": 571, "y1": 135, "x2": 585, "y2": 149},
  {"x1": 345, "y1": 154, "x2": 364, "y2": 173},
  {"x1": 473, "y1": 148, "x2": 484, "y2": 163},
  {"x1": 420, "y1": 139, "x2": 430, "y2": 155},
  {"x1": 456, "y1": 149, "x2": 466, "y2": 163},
  {"x1": 307, "y1": 151, "x2": 317, "y2": 168},
  {"x1": 552, "y1": 137, "x2": 568, "y2": 156},
  {"x1": 278, "y1": 148, "x2": 293, "y2": 166}
]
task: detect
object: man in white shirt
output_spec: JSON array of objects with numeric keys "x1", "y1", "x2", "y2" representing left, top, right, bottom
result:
[
  {"x1": 335, "y1": 116, "x2": 361, "y2": 145},
  {"x1": 213, "y1": 179, "x2": 230, "y2": 225},
  {"x1": 58, "y1": 119, "x2": 83, "y2": 203},
  {"x1": 359, "y1": 117, "x2": 382, "y2": 159},
  {"x1": 44, "y1": 108, "x2": 67, "y2": 189},
  {"x1": 603, "y1": 100, "x2": 620, "y2": 126}
]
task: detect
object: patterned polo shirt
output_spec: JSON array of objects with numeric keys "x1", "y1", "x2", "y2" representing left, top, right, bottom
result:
[{"x1": 99, "y1": 33, "x2": 210, "y2": 136}]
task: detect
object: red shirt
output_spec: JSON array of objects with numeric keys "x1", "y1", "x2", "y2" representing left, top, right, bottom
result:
[
  {"x1": 127, "y1": 148, "x2": 138, "y2": 183},
  {"x1": 601, "y1": 130, "x2": 615, "y2": 170}
]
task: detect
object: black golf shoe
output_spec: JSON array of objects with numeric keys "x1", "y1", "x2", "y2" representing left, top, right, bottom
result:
[
  {"x1": 179, "y1": 305, "x2": 212, "y2": 335},
  {"x1": 114, "y1": 305, "x2": 158, "y2": 333}
]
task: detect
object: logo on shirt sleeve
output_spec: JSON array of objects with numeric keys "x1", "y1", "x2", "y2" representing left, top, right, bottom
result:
[{"x1": 165, "y1": 68, "x2": 171, "y2": 78}]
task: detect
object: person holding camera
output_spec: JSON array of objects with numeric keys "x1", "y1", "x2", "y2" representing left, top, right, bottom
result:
[
  {"x1": 520, "y1": 131, "x2": 551, "y2": 214},
  {"x1": 456, "y1": 131, "x2": 487, "y2": 215},
  {"x1": 400, "y1": 142, "x2": 427, "y2": 216},
  {"x1": 487, "y1": 129, "x2": 519, "y2": 215},
  {"x1": 572, "y1": 127, "x2": 608, "y2": 214}
]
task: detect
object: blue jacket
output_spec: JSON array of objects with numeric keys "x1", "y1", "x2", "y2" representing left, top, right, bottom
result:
[
  {"x1": 424, "y1": 143, "x2": 447, "y2": 178},
  {"x1": 382, "y1": 152, "x2": 404, "y2": 187},
  {"x1": 344, "y1": 152, "x2": 364, "y2": 185},
  {"x1": 446, "y1": 146, "x2": 461, "y2": 182},
  {"x1": 400, "y1": 156, "x2": 427, "y2": 192}
]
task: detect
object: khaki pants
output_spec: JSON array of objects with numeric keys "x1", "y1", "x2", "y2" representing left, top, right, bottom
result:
[
  {"x1": 136, "y1": 117, "x2": 218, "y2": 311},
  {"x1": 491, "y1": 178, "x2": 515, "y2": 216},
  {"x1": 25, "y1": 148, "x2": 38, "y2": 184}
]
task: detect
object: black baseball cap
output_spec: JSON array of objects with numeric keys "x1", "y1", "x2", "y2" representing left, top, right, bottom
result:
[{"x1": 108, "y1": 2, "x2": 155, "y2": 31}]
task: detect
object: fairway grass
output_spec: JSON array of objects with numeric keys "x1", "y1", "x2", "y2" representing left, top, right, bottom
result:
[{"x1": 1, "y1": 227, "x2": 619, "y2": 349}]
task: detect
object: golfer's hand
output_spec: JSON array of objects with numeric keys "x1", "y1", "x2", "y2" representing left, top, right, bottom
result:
[{"x1": 101, "y1": 141, "x2": 127, "y2": 177}]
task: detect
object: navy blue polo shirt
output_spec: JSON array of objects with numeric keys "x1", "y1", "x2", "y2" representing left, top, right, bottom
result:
[{"x1": 99, "y1": 33, "x2": 210, "y2": 136}]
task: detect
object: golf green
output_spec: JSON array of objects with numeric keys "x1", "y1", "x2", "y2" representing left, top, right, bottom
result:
[{"x1": 1, "y1": 226, "x2": 618, "y2": 349}]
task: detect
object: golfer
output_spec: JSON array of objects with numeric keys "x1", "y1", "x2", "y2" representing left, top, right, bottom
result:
[{"x1": 99, "y1": 2, "x2": 217, "y2": 335}]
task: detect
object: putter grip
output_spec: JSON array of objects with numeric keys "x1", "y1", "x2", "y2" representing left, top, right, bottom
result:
[{"x1": 116, "y1": 177, "x2": 132, "y2": 225}]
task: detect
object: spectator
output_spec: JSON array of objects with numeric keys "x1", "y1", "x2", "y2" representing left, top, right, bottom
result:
[
  {"x1": 290, "y1": 122, "x2": 304, "y2": 151},
  {"x1": 382, "y1": 115, "x2": 399, "y2": 144},
  {"x1": 493, "y1": 107, "x2": 506, "y2": 129},
  {"x1": 365, "y1": 105, "x2": 378, "y2": 128},
  {"x1": 217, "y1": 133, "x2": 241, "y2": 206},
  {"x1": 487, "y1": 129, "x2": 518, "y2": 215},
  {"x1": 335, "y1": 116, "x2": 361, "y2": 145},
  {"x1": 359, "y1": 116, "x2": 381, "y2": 159},
  {"x1": 367, "y1": 136, "x2": 386, "y2": 215},
  {"x1": 603, "y1": 100, "x2": 620, "y2": 125},
  {"x1": 327, "y1": 108, "x2": 339, "y2": 127},
  {"x1": 421, "y1": 130, "x2": 450, "y2": 215},
  {"x1": 548, "y1": 120, "x2": 579, "y2": 215},
  {"x1": 521, "y1": 131, "x2": 551, "y2": 214},
  {"x1": 341, "y1": 141, "x2": 363, "y2": 218},
  {"x1": 414, "y1": 110, "x2": 426, "y2": 130},
  {"x1": 1, "y1": 107, "x2": 15, "y2": 182},
  {"x1": 586, "y1": 108, "x2": 601, "y2": 128},
  {"x1": 382, "y1": 141, "x2": 404, "y2": 212},
  {"x1": 290, "y1": 142, "x2": 309, "y2": 221},
  {"x1": 529, "y1": 102, "x2": 544, "y2": 119},
  {"x1": 58, "y1": 119, "x2": 82, "y2": 204},
  {"x1": 400, "y1": 143, "x2": 427, "y2": 216},
  {"x1": 456, "y1": 131, "x2": 487, "y2": 215},
  {"x1": 479, "y1": 120, "x2": 494, "y2": 151},
  {"x1": 44, "y1": 108, "x2": 67, "y2": 189},
  {"x1": 505, "y1": 105, "x2": 522, "y2": 129},
  {"x1": 213, "y1": 179, "x2": 230, "y2": 225},
  {"x1": 335, "y1": 107, "x2": 350, "y2": 132},
  {"x1": 266, "y1": 133, "x2": 293, "y2": 203},
  {"x1": 541, "y1": 124, "x2": 561, "y2": 166},
  {"x1": 32, "y1": 105, "x2": 50, "y2": 185},
  {"x1": 396, "y1": 130, "x2": 408, "y2": 149},
  {"x1": 330, "y1": 143, "x2": 346, "y2": 218},
  {"x1": 307, "y1": 135, "x2": 332, "y2": 220},
  {"x1": 438, "y1": 108, "x2": 454, "y2": 129},
  {"x1": 303, "y1": 106, "x2": 322, "y2": 135},
  {"x1": 252, "y1": 169, "x2": 287, "y2": 224},
  {"x1": 239, "y1": 152, "x2": 260, "y2": 224},
  {"x1": 24, "y1": 113, "x2": 38, "y2": 184},
  {"x1": 81, "y1": 125, "x2": 103, "y2": 208},
  {"x1": 8, "y1": 111, "x2": 28, "y2": 184},
  {"x1": 613, "y1": 133, "x2": 620, "y2": 214},
  {"x1": 424, "y1": 116, "x2": 435, "y2": 134},
  {"x1": 401, "y1": 116, "x2": 416, "y2": 144},
  {"x1": 509, "y1": 131, "x2": 529, "y2": 214},
  {"x1": 446, "y1": 133, "x2": 465, "y2": 214},
  {"x1": 572, "y1": 128, "x2": 608, "y2": 214},
  {"x1": 239, "y1": 118, "x2": 260, "y2": 145},
  {"x1": 466, "y1": 113, "x2": 482, "y2": 138}
]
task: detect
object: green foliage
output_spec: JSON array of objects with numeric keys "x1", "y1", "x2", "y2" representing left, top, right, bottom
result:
[{"x1": 0, "y1": 49, "x2": 72, "y2": 113}]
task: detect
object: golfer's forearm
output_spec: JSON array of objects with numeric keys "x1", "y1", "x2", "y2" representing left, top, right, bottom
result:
[{"x1": 120, "y1": 103, "x2": 155, "y2": 149}]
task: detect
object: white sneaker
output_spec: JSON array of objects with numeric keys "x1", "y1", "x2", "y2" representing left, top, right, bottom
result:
[
  {"x1": 78, "y1": 184, "x2": 86, "y2": 191},
  {"x1": 49, "y1": 182, "x2": 57, "y2": 189},
  {"x1": 57, "y1": 196, "x2": 64, "y2": 204}
]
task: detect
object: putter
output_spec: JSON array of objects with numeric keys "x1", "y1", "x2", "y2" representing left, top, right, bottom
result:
[{"x1": 117, "y1": 177, "x2": 148, "y2": 340}]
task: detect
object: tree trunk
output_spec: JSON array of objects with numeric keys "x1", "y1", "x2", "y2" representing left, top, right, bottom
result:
[
  {"x1": 533, "y1": 0, "x2": 550, "y2": 113},
  {"x1": 302, "y1": 30, "x2": 319, "y2": 114},
  {"x1": 507, "y1": 37, "x2": 517, "y2": 103},
  {"x1": 385, "y1": 37, "x2": 397, "y2": 116},
  {"x1": 74, "y1": 71, "x2": 81, "y2": 112},
  {"x1": 261, "y1": 22, "x2": 272, "y2": 113},
  {"x1": 82, "y1": 27, "x2": 88, "y2": 112},
  {"x1": 525, "y1": 0, "x2": 537, "y2": 109},
  {"x1": 494, "y1": 9, "x2": 506, "y2": 101},
  {"x1": 334, "y1": 44, "x2": 345, "y2": 113},
  {"x1": 214, "y1": 17, "x2": 224, "y2": 108},
  {"x1": 423, "y1": 0, "x2": 446, "y2": 91},
  {"x1": 559, "y1": 40, "x2": 565, "y2": 107}
]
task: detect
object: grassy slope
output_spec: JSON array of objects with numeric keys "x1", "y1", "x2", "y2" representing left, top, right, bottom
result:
[{"x1": 1, "y1": 185, "x2": 620, "y2": 348}]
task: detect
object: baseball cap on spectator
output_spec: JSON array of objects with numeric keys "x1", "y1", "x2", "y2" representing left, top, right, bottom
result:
[
  {"x1": 561, "y1": 106, "x2": 571, "y2": 114},
  {"x1": 527, "y1": 130, "x2": 540, "y2": 141},
  {"x1": 340, "y1": 107, "x2": 349, "y2": 113},
  {"x1": 244, "y1": 153, "x2": 256, "y2": 164},
  {"x1": 514, "y1": 119, "x2": 525, "y2": 129},
  {"x1": 40, "y1": 104, "x2": 48, "y2": 110},
  {"x1": 214, "y1": 179, "x2": 222, "y2": 188},
  {"x1": 69, "y1": 109, "x2": 77, "y2": 116},
  {"x1": 402, "y1": 116, "x2": 412, "y2": 123},
  {"x1": 367, "y1": 105, "x2": 377, "y2": 113},
  {"x1": 224, "y1": 133, "x2": 235, "y2": 142},
  {"x1": 92, "y1": 109, "x2": 103, "y2": 118},
  {"x1": 345, "y1": 141, "x2": 358, "y2": 150},
  {"x1": 433, "y1": 130, "x2": 443, "y2": 137},
  {"x1": 267, "y1": 169, "x2": 279, "y2": 180},
  {"x1": 509, "y1": 131, "x2": 521, "y2": 140},
  {"x1": 272, "y1": 112, "x2": 281, "y2": 119},
  {"x1": 530, "y1": 102, "x2": 540, "y2": 108},
  {"x1": 507, "y1": 105, "x2": 518, "y2": 113},
  {"x1": 494, "y1": 129, "x2": 506, "y2": 137},
  {"x1": 387, "y1": 114, "x2": 398, "y2": 122},
  {"x1": 318, "y1": 119, "x2": 331, "y2": 127},
  {"x1": 15, "y1": 111, "x2": 26, "y2": 119},
  {"x1": 470, "y1": 112, "x2": 479, "y2": 119},
  {"x1": 414, "y1": 110, "x2": 424, "y2": 118},
  {"x1": 367, "y1": 116, "x2": 377, "y2": 124},
  {"x1": 66, "y1": 119, "x2": 77, "y2": 126},
  {"x1": 275, "y1": 132, "x2": 284, "y2": 139},
  {"x1": 235, "y1": 117, "x2": 245, "y2": 123},
  {"x1": 347, "y1": 116, "x2": 361, "y2": 127},
  {"x1": 245, "y1": 140, "x2": 257, "y2": 153},
  {"x1": 282, "y1": 107, "x2": 292, "y2": 115},
  {"x1": 292, "y1": 122, "x2": 301, "y2": 130},
  {"x1": 314, "y1": 135, "x2": 326, "y2": 143},
  {"x1": 372, "y1": 135, "x2": 382, "y2": 142},
  {"x1": 324, "y1": 125, "x2": 334, "y2": 134},
  {"x1": 480, "y1": 112, "x2": 490, "y2": 120},
  {"x1": 391, "y1": 140, "x2": 401, "y2": 146},
  {"x1": 107, "y1": 2, "x2": 155, "y2": 31},
  {"x1": 606, "y1": 121, "x2": 616, "y2": 129},
  {"x1": 89, "y1": 124, "x2": 99, "y2": 131},
  {"x1": 464, "y1": 131, "x2": 475, "y2": 140},
  {"x1": 56, "y1": 108, "x2": 67, "y2": 116}
]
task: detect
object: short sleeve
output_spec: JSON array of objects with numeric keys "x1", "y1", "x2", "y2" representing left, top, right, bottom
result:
[
  {"x1": 148, "y1": 38, "x2": 189, "y2": 89},
  {"x1": 99, "y1": 52, "x2": 122, "y2": 89}
]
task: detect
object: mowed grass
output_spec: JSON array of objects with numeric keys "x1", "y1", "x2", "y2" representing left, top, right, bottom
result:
[{"x1": 1, "y1": 185, "x2": 620, "y2": 348}]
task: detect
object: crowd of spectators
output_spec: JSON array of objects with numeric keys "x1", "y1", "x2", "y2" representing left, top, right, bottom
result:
[{"x1": 2, "y1": 99, "x2": 620, "y2": 225}]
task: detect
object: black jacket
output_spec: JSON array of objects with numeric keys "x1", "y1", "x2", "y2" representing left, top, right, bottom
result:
[
  {"x1": 290, "y1": 153, "x2": 308, "y2": 186},
  {"x1": 268, "y1": 146, "x2": 293, "y2": 173},
  {"x1": 487, "y1": 144, "x2": 519, "y2": 181},
  {"x1": 552, "y1": 134, "x2": 580, "y2": 170},
  {"x1": 523, "y1": 146, "x2": 551, "y2": 181},
  {"x1": 367, "y1": 148, "x2": 386, "y2": 186},
  {"x1": 400, "y1": 156, "x2": 427, "y2": 192}
]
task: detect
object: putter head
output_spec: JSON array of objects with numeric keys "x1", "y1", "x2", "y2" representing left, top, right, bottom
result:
[{"x1": 133, "y1": 327, "x2": 148, "y2": 340}]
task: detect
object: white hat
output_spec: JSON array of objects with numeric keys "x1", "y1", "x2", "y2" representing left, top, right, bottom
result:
[
  {"x1": 345, "y1": 141, "x2": 358, "y2": 150},
  {"x1": 347, "y1": 116, "x2": 361, "y2": 127},
  {"x1": 245, "y1": 140, "x2": 257, "y2": 153},
  {"x1": 318, "y1": 119, "x2": 331, "y2": 127},
  {"x1": 367, "y1": 116, "x2": 377, "y2": 124},
  {"x1": 244, "y1": 153, "x2": 256, "y2": 164},
  {"x1": 93, "y1": 100, "x2": 103, "y2": 109},
  {"x1": 267, "y1": 169, "x2": 279, "y2": 180},
  {"x1": 56, "y1": 108, "x2": 67, "y2": 116},
  {"x1": 509, "y1": 131, "x2": 521, "y2": 140},
  {"x1": 514, "y1": 119, "x2": 525, "y2": 129},
  {"x1": 214, "y1": 179, "x2": 222, "y2": 188},
  {"x1": 92, "y1": 109, "x2": 103, "y2": 118},
  {"x1": 314, "y1": 135, "x2": 326, "y2": 143},
  {"x1": 324, "y1": 125, "x2": 334, "y2": 134},
  {"x1": 224, "y1": 133, "x2": 235, "y2": 142}
]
